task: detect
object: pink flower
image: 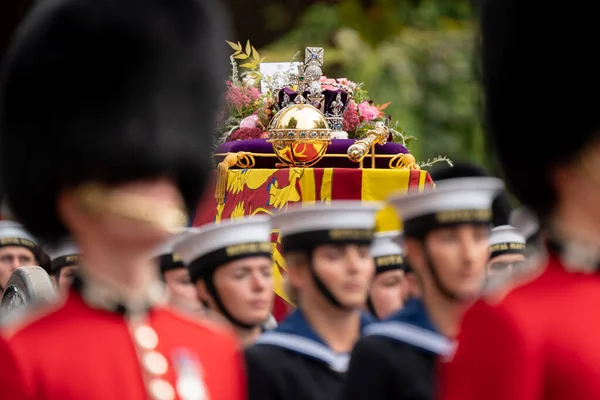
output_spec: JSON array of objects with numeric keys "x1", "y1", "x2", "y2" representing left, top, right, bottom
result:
[
  {"x1": 336, "y1": 78, "x2": 356, "y2": 90},
  {"x1": 240, "y1": 114, "x2": 259, "y2": 129},
  {"x1": 225, "y1": 82, "x2": 261, "y2": 109},
  {"x1": 357, "y1": 101, "x2": 380, "y2": 122},
  {"x1": 318, "y1": 76, "x2": 338, "y2": 91},
  {"x1": 343, "y1": 101, "x2": 360, "y2": 133}
]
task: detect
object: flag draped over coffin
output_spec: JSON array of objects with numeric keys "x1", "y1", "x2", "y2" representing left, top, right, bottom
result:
[{"x1": 194, "y1": 167, "x2": 432, "y2": 321}]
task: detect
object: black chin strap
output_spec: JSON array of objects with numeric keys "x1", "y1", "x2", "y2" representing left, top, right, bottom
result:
[
  {"x1": 306, "y1": 248, "x2": 354, "y2": 311},
  {"x1": 419, "y1": 238, "x2": 462, "y2": 302},
  {"x1": 203, "y1": 273, "x2": 257, "y2": 330}
]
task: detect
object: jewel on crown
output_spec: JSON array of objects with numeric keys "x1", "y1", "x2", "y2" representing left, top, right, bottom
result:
[{"x1": 275, "y1": 47, "x2": 353, "y2": 137}]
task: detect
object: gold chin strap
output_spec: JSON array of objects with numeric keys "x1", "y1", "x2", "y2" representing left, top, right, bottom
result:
[{"x1": 74, "y1": 183, "x2": 188, "y2": 233}]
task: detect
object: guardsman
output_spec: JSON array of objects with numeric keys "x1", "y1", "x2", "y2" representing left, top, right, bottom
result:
[
  {"x1": 487, "y1": 225, "x2": 526, "y2": 278},
  {"x1": 0, "y1": 221, "x2": 45, "y2": 293},
  {"x1": 245, "y1": 201, "x2": 380, "y2": 400},
  {"x1": 367, "y1": 231, "x2": 408, "y2": 320},
  {"x1": 175, "y1": 216, "x2": 275, "y2": 346},
  {"x1": 439, "y1": 2, "x2": 600, "y2": 399},
  {"x1": 340, "y1": 176, "x2": 503, "y2": 400},
  {"x1": 0, "y1": 335, "x2": 26, "y2": 396},
  {"x1": 0, "y1": 0, "x2": 245, "y2": 399},
  {"x1": 154, "y1": 228, "x2": 203, "y2": 314}
]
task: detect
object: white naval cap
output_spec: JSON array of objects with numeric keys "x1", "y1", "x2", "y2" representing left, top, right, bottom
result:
[
  {"x1": 153, "y1": 227, "x2": 200, "y2": 273},
  {"x1": 370, "y1": 231, "x2": 406, "y2": 274},
  {"x1": 44, "y1": 238, "x2": 80, "y2": 273},
  {"x1": 509, "y1": 206, "x2": 539, "y2": 241},
  {"x1": 46, "y1": 238, "x2": 79, "y2": 260},
  {"x1": 153, "y1": 227, "x2": 200, "y2": 258},
  {"x1": 388, "y1": 177, "x2": 504, "y2": 237},
  {"x1": 489, "y1": 225, "x2": 526, "y2": 259},
  {"x1": 175, "y1": 216, "x2": 273, "y2": 282},
  {"x1": 271, "y1": 201, "x2": 383, "y2": 253},
  {"x1": 0, "y1": 220, "x2": 39, "y2": 250},
  {"x1": 370, "y1": 231, "x2": 403, "y2": 258}
]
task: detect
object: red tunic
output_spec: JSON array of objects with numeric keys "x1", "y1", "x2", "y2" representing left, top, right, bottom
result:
[
  {"x1": 0, "y1": 291, "x2": 246, "y2": 400},
  {"x1": 439, "y1": 254, "x2": 600, "y2": 400}
]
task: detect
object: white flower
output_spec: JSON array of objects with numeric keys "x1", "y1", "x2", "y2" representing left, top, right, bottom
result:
[{"x1": 243, "y1": 76, "x2": 256, "y2": 88}]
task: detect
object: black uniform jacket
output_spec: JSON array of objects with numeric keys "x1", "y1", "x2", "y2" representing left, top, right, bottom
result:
[
  {"x1": 245, "y1": 309, "x2": 373, "y2": 400},
  {"x1": 338, "y1": 299, "x2": 453, "y2": 400}
]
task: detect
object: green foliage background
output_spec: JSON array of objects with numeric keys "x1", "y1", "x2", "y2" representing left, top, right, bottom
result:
[{"x1": 260, "y1": 0, "x2": 491, "y2": 169}]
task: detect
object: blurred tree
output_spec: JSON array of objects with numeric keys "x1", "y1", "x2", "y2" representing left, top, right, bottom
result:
[{"x1": 258, "y1": 0, "x2": 489, "y2": 168}]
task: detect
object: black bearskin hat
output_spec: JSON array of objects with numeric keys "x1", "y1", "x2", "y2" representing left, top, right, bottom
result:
[
  {"x1": 480, "y1": 1, "x2": 600, "y2": 218},
  {"x1": 0, "y1": 0, "x2": 230, "y2": 242},
  {"x1": 429, "y1": 161, "x2": 511, "y2": 226}
]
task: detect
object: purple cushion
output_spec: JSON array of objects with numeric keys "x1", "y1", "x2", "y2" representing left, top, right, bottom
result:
[{"x1": 214, "y1": 139, "x2": 409, "y2": 169}]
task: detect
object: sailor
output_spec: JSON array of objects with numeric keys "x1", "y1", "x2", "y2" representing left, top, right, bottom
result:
[
  {"x1": 510, "y1": 205, "x2": 542, "y2": 257},
  {"x1": 46, "y1": 238, "x2": 81, "y2": 294},
  {"x1": 154, "y1": 228, "x2": 203, "y2": 314},
  {"x1": 439, "y1": 2, "x2": 600, "y2": 399},
  {"x1": 339, "y1": 176, "x2": 503, "y2": 400},
  {"x1": 0, "y1": 0, "x2": 244, "y2": 399},
  {"x1": 0, "y1": 221, "x2": 45, "y2": 293},
  {"x1": 487, "y1": 225, "x2": 526, "y2": 278},
  {"x1": 245, "y1": 201, "x2": 380, "y2": 400},
  {"x1": 367, "y1": 231, "x2": 409, "y2": 320},
  {"x1": 175, "y1": 216, "x2": 275, "y2": 346}
]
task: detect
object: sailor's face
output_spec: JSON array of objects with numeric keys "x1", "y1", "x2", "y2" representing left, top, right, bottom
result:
[
  {"x1": 57, "y1": 264, "x2": 79, "y2": 293},
  {"x1": 0, "y1": 246, "x2": 36, "y2": 291},
  {"x1": 423, "y1": 224, "x2": 489, "y2": 298},
  {"x1": 369, "y1": 269, "x2": 407, "y2": 319},
  {"x1": 211, "y1": 256, "x2": 274, "y2": 325},
  {"x1": 487, "y1": 253, "x2": 526, "y2": 278},
  {"x1": 312, "y1": 243, "x2": 375, "y2": 309},
  {"x1": 163, "y1": 267, "x2": 201, "y2": 310}
]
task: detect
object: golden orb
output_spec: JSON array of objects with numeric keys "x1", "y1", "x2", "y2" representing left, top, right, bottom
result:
[{"x1": 268, "y1": 104, "x2": 331, "y2": 167}]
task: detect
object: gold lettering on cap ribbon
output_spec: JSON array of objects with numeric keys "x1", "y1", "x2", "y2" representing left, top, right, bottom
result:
[
  {"x1": 0, "y1": 237, "x2": 35, "y2": 248},
  {"x1": 172, "y1": 253, "x2": 182, "y2": 262},
  {"x1": 328, "y1": 229, "x2": 374, "y2": 240},
  {"x1": 225, "y1": 242, "x2": 272, "y2": 257},
  {"x1": 489, "y1": 242, "x2": 526, "y2": 253},
  {"x1": 65, "y1": 255, "x2": 80, "y2": 263},
  {"x1": 375, "y1": 255, "x2": 403, "y2": 267},
  {"x1": 435, "y1": 209, "x2": 492, "y2": 224}
]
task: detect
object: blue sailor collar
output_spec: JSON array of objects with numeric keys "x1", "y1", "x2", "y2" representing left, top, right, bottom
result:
[
  {"x1": 254, "y1": 309, "x2": 372, "y2": 373},
  {"x1": 363, "y1": 299, "x2": 453, "y2": 356}
]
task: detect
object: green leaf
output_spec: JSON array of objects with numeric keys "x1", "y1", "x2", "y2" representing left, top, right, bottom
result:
[
  {"x1": 252, "y1": 46, "x2": 260, "y2": 62},
  {"x1": 239, "y1": 62, "x2": 255, "y2": 69},
  {"x1": 226, "y1": 40, "x2": 240, "y2": 51},
  {"x1": 234, "y1": 54, "x2": 248, "y2": 59},
  {"x1": 245, "y1": 40, "x2": 252, "y2": 56}
]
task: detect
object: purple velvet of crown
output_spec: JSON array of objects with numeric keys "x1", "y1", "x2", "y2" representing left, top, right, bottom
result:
[{"x1": 276, "y1": 86, "x2": 350, "y2": 132}]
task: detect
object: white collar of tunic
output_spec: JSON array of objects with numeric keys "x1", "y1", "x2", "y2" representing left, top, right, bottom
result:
[{"x1": 255, "y1": 331, "x2": 351, "y2": 373}]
